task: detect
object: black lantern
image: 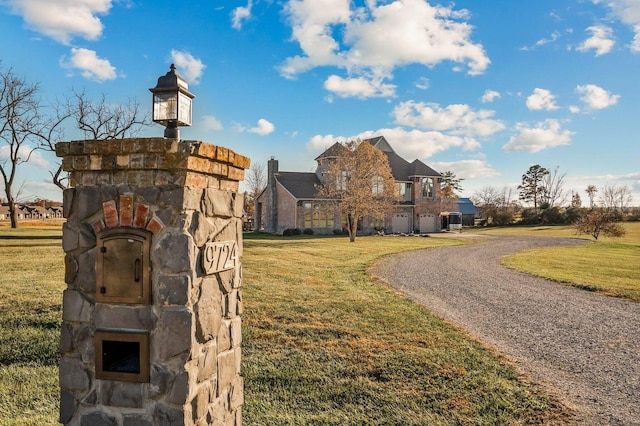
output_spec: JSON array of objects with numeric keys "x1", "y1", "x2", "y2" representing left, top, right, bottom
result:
[{"x1": 149, "y1": 64, "x2": 195, "y2": 138}]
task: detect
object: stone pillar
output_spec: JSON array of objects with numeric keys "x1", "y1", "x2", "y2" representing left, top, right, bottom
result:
[{"x1": 56, "y1": 138, "x2": 249, "y2": 426}]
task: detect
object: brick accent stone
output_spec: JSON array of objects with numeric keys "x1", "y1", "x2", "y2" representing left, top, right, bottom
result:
[
  {"x1": 134, "y1": 203, "x2": 150, "y2": 228},
  {"x1": 119, "y1": 194, "x2": 134, "y2": 226},
  {"x1": 146, "y1": 216, "x2": 164, "y2": 235},
  {"x1": 103, "y1": 200, "x2": 118, "y2": 228}
]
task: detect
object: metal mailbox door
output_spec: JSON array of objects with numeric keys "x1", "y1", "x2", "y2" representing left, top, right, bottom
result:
[{"x1": 97, "y1": 228, "x2": 151, "y2": 304}]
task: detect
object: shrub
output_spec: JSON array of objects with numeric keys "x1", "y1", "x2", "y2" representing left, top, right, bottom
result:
[
  {"x1": 282, "y1": 228, "x2": 302, "y2": 236},
  {"x1": 303, "y1": 228, "x2": 314, "y2": 235},
  {"x1": 520, "y1": 208, "x2": 540, "y2": 225},
  {"x1": 540, "y1": 206, "x2": 564, "y2": 224},
  {"x1": 573, "y1": 208, "x2": 626, "y2": 240},
  {"x1": 628, "y1": 207, "x2": 640, "y2": 222}
]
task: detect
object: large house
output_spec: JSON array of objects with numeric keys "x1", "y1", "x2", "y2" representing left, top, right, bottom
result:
[{"x1": 255, "y1": 136, "x2": 452, "y2": 235}]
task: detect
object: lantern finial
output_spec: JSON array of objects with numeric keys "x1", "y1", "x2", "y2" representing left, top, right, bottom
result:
[{"x1": 149, "y1": 65, "x2": 195, "y2": 139}]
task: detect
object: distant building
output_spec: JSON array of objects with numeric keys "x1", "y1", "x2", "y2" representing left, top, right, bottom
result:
[
  {"x1": 0, "y1": 201, "x2": 64, "y2": 221},
  {"x1": 255, "y1": 136, "x2": 451, "y2": 235},
  {"x1": 457, "y1": 197, "x2": 479, "y2": 226}
]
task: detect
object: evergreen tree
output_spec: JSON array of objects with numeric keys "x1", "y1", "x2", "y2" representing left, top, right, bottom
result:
[{"x1": 517, "y1": 164, "x2": 549, "y2": 215}]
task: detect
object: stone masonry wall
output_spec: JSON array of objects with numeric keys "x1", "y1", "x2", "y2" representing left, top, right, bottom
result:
[{"x1": 57, "y1": 138, "x2": 249, "y2": 426}]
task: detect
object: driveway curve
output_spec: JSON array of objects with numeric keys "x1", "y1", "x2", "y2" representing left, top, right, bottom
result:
[{"x1": 373, "y1": 234, "x2": 640, "y2": 426}]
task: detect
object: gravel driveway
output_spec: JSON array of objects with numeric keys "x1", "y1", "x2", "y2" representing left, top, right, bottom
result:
[{"x1": 373, "y1": 234, "x2": 640, "y2": 426}]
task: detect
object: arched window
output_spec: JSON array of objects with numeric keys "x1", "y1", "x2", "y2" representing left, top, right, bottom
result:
[{"x1": 421, "y1": 177, "x2": 434, "y2": 198}]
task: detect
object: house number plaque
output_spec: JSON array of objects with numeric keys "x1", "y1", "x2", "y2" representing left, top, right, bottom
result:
[{"x1": 202, "y1": 241, "x2": 238, "y2": 275}]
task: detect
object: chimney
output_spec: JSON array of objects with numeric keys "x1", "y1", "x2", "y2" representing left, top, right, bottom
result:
[{"x1": 266, "y1": 157, "x2": 279, "y2": 233}]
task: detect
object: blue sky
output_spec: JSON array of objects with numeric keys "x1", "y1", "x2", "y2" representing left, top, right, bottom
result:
[{"x1": 1, "y1": 0, "x2": 638, "y2": 205}]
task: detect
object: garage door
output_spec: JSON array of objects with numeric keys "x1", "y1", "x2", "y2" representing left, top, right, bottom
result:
[
  {"x1": 419, "y1": 214, "x2": 438, "y2": 233},
  {"x1": 392, "y1": 213, "x2": 410, "y2": 233}
]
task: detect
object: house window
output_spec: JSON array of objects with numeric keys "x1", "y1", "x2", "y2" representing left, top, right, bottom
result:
[
  {"x1": 336, "y1": 170, "x2": 349, "y2": 191},
  {"x1": 303, "y1": 202, "x2": 334, "y2": 229},
  {"x1": 372, "y1": 176, "x2": 384, "y2": 195},
  {"x1": 421, "y1": 177, "x2": 434, "y2": 198},
  {"x1": 398, "y1": 182, "x2": 412, "y2": 202}
]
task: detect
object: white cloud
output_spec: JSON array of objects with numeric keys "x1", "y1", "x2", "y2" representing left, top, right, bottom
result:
[
  {"x1": 569, "y1": 105, "x2": 581, "y2": 114},
  {"x1": 575, "y1": 84, "x2": 620, "y2": 109},
  {"x1": 25, "y1": 180, "x2": 59, "y2": 194},
  {"x1": 306, "y1": 134, "x2": 347, "y2": 153},
  {"x1": 521, "y1": 30, "x2": 561, "y2": 51},
  {"x1": 202, "y1": 115, "x2": 223, "y2": 131},
  {"x1": 247, "y1": 119, "x2": 275, "y2": 136},
  {"x1": 526, "y1": 88, "x2": 559, "y2": 111},
  {"x1": 231, "y1": 0, "x2": 252, "y2": 30},
  {"x1": 592, "y1": 0, "x2": 640, "y2": 52},
  {"x1": 577, "y1": 25, "x2": 615, "y2": 56},
  {"x1": 392, "y1": 101, "x2": 505, "y2": 139},
  {"x1": 60, "y1": 48, "x2": 116, "y2": 81},
  {"x1": 4, "y1": 0, "x2": 112, "y2": 44},
  {"x1": 280, "y1": 0, "x2": 489, "y2": 98},
  {"x1": 481, "y1": 90, "x2": 500, "y2": 103},
  {"x1": 170, "y1": 50, "x2": 206, "y2": 84},
  {"x1": 430, "y1": 158, "x2": 500, "y2": 180},
  {"x1": 307, "y1": 127, "x2": 480, "y2": 161},
  {"x1": 415, "y1": 77, "x2": 430, "y2": 90},
  {"x1": 280, "y1": 0, "x2": 351, "y2": 77},
  {"x1": 536, "y1": 30, "x2": 561, "y2": 47},
  {"x1": 503, "y1": 119, "x2": 573, "y2": 153},
  {"x1": 324, "y1": 74, "x2": 396, "y2": 98},
  {"x1": 632, "y1": 24, "x2": 640, "y2": 51},
  {"x1": 0, "y1": 144, "x2": 49, "y2": 168}
]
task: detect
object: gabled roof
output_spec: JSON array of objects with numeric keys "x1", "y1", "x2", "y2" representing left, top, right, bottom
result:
[
  {"x1": 276, "y1": 172, "x2": 321, "y2": 199},
  {"x1": 314, "y1": 142, "x2": 346, "y2": 161},
  {"x1": 313, "y1": 135, "x2": 441, "y2": 181},
  {"x1": 457, "y1": 198, "x2": 478, "y2": 215},
  {"x1": 366, "y1": 136, "x2": 441, "y2": 180},
  {"x1": 408, "y1": 159, "x2": 441, "y2": 178},
  {"x1": 363, "y1": 136, "x2": 395, "y2": 153}
]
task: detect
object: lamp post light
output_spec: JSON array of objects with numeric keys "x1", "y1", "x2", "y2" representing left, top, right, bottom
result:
[{"x1": 149, "y1": 64, "x2": 195, "y2": 139}]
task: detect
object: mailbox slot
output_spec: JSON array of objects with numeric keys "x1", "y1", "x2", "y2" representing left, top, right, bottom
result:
[
  {"x1": 95, "y1": 331, "x2": 149, "y2": 382},
  {"x1": 97, "y1": 228, "x2": 151, "y2": 304}
]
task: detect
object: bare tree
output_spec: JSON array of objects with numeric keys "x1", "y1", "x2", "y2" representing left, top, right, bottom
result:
[
  {"x1": 615, "y1": 185, "x2": 633, "y2": 211},
  {"x1": 585, "y1": 185, "x2": 597, "y2": 209},
  {"x1": 37, "y1": 89, "x2": 151, "y2": 189},
  {"x1": 472, "y1": 185, "x2": 519, "y2": 225},
  {"x1": 600, "y1": 184, "x2": 633, "y2": 212},
  {"x1": 541, "y1": 166, "x2": 567, "y2": 207},
  {"x1": 66, "y1": 89, "x2": 150, "y2": 140},
  {"x1": 317, "y1": 140, "x2": 397, "y2": 242},
  {"x1": 0, "y1": 65, "x2": 47, "y2": 228},
  {"x1": 243, "y1": 161, "x2": 266, "y2": 222},
  {"x1": 574, "y1": 208, "x2": 626, "y2": 240}
]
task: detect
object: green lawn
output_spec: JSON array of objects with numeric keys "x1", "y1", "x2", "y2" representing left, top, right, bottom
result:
[
  {"x1": 241, "y1": 233, "x2": 571, "y2": 424},
  {"x1": 0, "y1": 226, "x2": 574, "y2": 425},
  {"x1": 475, "y1": 222, "x2": 640, "y2": 301},
  {"x1": 0, "y1": 229, "x2": 64, "y2": 426}
]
